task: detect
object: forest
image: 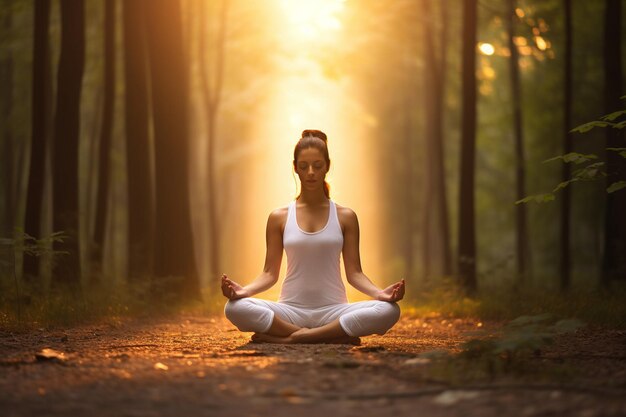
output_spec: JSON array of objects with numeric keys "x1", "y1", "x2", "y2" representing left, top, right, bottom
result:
[{"x1": 0, "y1": 1, "x2": 625, "y2": 416}]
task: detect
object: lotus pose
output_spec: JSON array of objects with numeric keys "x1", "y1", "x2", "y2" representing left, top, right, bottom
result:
[{"x1": 222, "y1": 129, "x2": 405, "y2": 344}]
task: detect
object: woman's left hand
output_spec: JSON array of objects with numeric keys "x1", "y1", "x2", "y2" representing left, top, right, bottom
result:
[{"x1": 377, "y1": 279, "x2": 405, "y2": 302}]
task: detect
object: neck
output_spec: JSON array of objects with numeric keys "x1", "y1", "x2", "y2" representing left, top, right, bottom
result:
[{"x1": 297, "y1": 188, "x2": 328, "y2": 205}]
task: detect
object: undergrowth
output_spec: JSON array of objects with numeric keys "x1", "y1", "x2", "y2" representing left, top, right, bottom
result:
[
  {"x1": 421, "y1": 313, "x2": 586, "y2": 384},
  {"x1": 403, "y1": 277, "x2": 626, "y2": 328},
  {"x1": 2, "y1": 273, "x2": 626, "y2": 330}
]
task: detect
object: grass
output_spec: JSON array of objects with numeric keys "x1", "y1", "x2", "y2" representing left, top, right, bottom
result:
[
  {"x1": 403, "y1": 277, "x2": 626, "y2": 328},
  {"x1": 2, "y1": 274, "x2": 626, "y2": 330}
]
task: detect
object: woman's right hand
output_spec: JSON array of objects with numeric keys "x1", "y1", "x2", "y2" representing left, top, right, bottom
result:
[{"x1": 221, "y1": 274, "x2": 250, "y2": 300}]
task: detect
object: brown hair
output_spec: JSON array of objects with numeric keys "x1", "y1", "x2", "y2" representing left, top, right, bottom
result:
[{"x1": 293, "y1": 129, "x2": 331, "y2": 199}]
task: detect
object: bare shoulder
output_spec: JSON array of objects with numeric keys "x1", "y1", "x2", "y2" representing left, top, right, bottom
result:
[
  {"x1": 267, "y1": 206, "x2": 289, "y2": 232},
  {"x1": 335, "y1": 203, "x2": 359, "y2": 230}
]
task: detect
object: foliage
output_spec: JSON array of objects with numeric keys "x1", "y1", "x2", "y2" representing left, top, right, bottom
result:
[
  {"x1": 404, "y1": 278, "x2": 626, "y2": 328},
  {"x1": 518, "y1": 101, "x2": 626, "y2": 204},
  {"x1": 424, "y1": 314, "x2": 585, "y2": 383},
  {"x1": 11, "y1": 229, "x2": 69, "y2": 260},
  {"x1": 0, "y1": 277, "x2": 209, "y2": 330}
]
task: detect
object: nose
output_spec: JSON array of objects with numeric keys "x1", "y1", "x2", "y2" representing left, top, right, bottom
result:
[{"x1": 307, "y1": 166, "x2": 315, "y2": 175}]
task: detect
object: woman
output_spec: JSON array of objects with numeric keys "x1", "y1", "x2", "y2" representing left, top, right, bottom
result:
[{"x1": 222, "y1": 129, "x2": 405, "y2": 344}]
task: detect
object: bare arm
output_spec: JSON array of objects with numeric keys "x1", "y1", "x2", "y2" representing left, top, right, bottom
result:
[
  {"x1": 340, "y1": 207, "x2": 405, "y2": 301},
  {"x1": 221, "y1": 208, "x2": 285, "y2": 299}
]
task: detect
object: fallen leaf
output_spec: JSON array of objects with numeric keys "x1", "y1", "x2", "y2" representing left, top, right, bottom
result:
[
  {"x1": 154, "y1": 362, "x2": 169, "y2": 371},
  {"x1": 35, "y1": 348, "x2": 67, "y2": 362},
  {"x1": 433, "y1": 390, "x2": 480, "y2": 406},
  {"x1": 404, "y1": 357, "x2": 431, "y2": 366}
]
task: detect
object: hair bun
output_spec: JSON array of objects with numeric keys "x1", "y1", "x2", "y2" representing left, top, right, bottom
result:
[{"x1": 301, "y1": 129, "x2": 328, "y2": 143}]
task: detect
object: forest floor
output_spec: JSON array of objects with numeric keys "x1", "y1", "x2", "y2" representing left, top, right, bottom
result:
[{"x1": 1, "y1": 312, "x2": 625, "y2": 417}]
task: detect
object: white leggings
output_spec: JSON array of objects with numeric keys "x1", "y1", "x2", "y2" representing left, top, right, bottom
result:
[{"x1": 224, "y1": 298, "x2": 401, "y2": 337}]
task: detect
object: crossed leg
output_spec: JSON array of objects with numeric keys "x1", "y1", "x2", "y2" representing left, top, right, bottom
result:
[
  {"x1": 225, "y1": 298, "x2": 398, "y2": 345},
  {"x1": 251, "y1": 316, "x2": 360, "y2": 345}
]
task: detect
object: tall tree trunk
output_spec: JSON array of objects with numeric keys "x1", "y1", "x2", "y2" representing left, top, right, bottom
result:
[
  {"x1": 200, "y1": 0, "x2": 229, "y2": 282},
  {"x1": 93, "y1": 0, "x2": 116, "y2": 275},
  {"x1": 123, "y1": 0, "x2": 153, "y2": 281},
  {"x1": 402, "y1": 94, "x2": 415, "y2": 279},
  {"x1": 52, "y1": 0, "x2": 85, "y2": 287},
  {"x1": 1, "y1": 0, "x2": 15, "y2": 238},
  {"x1": 423, "y1": 0, "x2": 452, "y2": 277},
  {"x1": 507, "y1": 0, "x2": 528, "y2": 281},
  {"x1": 145, "y1": 0, "x2": 200, "y2": 299},
  {"x1": 24, "y1": 0, "x2": 51, "y2": 279},
  {"x1": 561, "y1": 0, "x2": 573, "y2": 292},
  {"x1": 602, "y1": 0, "x2": 626, "y2": 286},
  {"x1": 458, "y1": 0, "x2": 478, "y2": 293}
]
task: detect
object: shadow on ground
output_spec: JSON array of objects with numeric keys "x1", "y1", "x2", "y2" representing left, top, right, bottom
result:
[{"x1": 1, "y1": 314, "x2": 625, "y2": 416}]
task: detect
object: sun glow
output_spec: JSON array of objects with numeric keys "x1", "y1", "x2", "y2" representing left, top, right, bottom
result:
[
  {"x1": 478, "y1": 42, "x2": 495, "y2": 56},
  {"x1": 279, "y1": 0, "x2": 345, "y2": 40},
  {"x1": 236, "y1": 0, "x2": 382, "y2": 302}
]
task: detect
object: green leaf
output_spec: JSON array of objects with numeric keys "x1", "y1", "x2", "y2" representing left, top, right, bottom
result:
[
  {"x1": 553, "y1": 179, "x2": 576, "y2": 192},
  {"x1": 572, "y1": 162, "x2": 605, "y2": 180},
  {"x1": 515, "y1": 193, "x2": 555, "y2": 204},
  {"x1": 552, "y1": 319, "x2": 586, "y2": 334},
  {"x1": 615, "y1": 121, "x2": 626, "y2": 129},
  {"x1": 494, "y1": 332, "x2": 553, "y2": 354},
  {"x1": 601, "y1": 110, "x2": 626, "y2": 121},
  {"x1": 607, "y1": 148, "x2": 626, "y2": 158},
  {"x1": 571, "y1": 121, "x2": 610, "y2": 133},
  {"x1": 507, "y1": 314, "x2": 553, "y2": 327},
  {"x1": 607, "y1": 181, "x2": 626, "y2": 193},
  {"x1": 544, "y1": 152, "x2": 597, "y2": 164}
]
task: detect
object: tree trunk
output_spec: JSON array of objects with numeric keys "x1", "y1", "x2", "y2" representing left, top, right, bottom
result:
[
  {"x1": 458, "y1": 0, "x2": 478, "y2": 293},
  {"x1": 561, "y1": 0, "x2": 573, "y2": 292},
  {"x1": 507, "y1": 0, "x2": 528, "y2": 281},
  {"x1": 402, "y1": 94, "x2": 415, "y2": 279},
  {"x1": 93, "y1": 0, "x2": 116, "y2": 275},
  {"x1": 423, "y1": 0, "x2": 452, "y2": 278},
  {"x1": 52, "y1": 0, "x2": 85, "y2": 287},
  {"x1": 24, "y1": 0, "x2": 51, "y2": 279},
  {"x1": 123, "y1": 0, "x2": 153, "y2": 281},
  {"x1": 200, "y1": 0, "x2": 229, "y2": 282},
  {"x1": 1, "y1": 0, "x2": 15, "y2": 238},
  {"x1": 602, "y1": 0, "x2": 626, "y2": 286},
  {"x1": 145, "y1": 0, "x2": 200, "y2": 299}
]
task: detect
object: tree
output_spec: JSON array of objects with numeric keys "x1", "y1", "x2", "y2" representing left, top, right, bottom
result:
[
  {"x1": 560, "y1": 0, "x2": 573, "y2": 291},
  {"x1": 602, "y1": 0, "x2": 625, "y2": 285},
  {"x1": 0, "y1": 0, "x2": 15, "y2": 240},
  {"x1": 123, "y1": 0, "x2": 153, "y2": 281},
  {"x1": 52, "y1": 0, "x2": 85, "y2": 286},
  {"x1": 458, "y1": 0, "x2": 478, "y2": 293},
  {"x1": 145, "y1": 0, "x2": 200, "y2": 298},
  {"x1": 199, "y1": 0, "x2": 229, "y2": 283},
  {"x1": 422, "y1": 0, "x2": 452, "y2": 278},
  {"x1": 24, "y1": 0, "x2": 51, "y2": 280},
  {"x1": 507, "y1": 0, "x2": 529, "y2": 281},
  {"x1": 93, "y1": 0, "x2": 116, "y2": 275}
]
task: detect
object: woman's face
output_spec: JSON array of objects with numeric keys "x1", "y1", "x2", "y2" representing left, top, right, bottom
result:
[{"x1": 294, "y1": 147, "x2": 329, "y2": 191}]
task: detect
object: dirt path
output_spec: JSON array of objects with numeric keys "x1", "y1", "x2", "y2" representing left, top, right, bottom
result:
[{"x1": 1, "y1": 314, "x2": 625, "y2": 417}]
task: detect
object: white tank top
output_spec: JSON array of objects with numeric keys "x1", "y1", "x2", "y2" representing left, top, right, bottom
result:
[{"x1": 278, "y1": 199, "x2": 348, "y2": 308}]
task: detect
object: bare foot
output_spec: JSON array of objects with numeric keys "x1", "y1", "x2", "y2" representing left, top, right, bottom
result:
[
  {"x1": 250, "y1": 328, "x2": 360, "y2": 345},
  {"x1": 289, "y1": 328, "x2": 360, "y2": 345},
  {"x1": 251, "y1": 332, "x2": 295, "y2": 344}
]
